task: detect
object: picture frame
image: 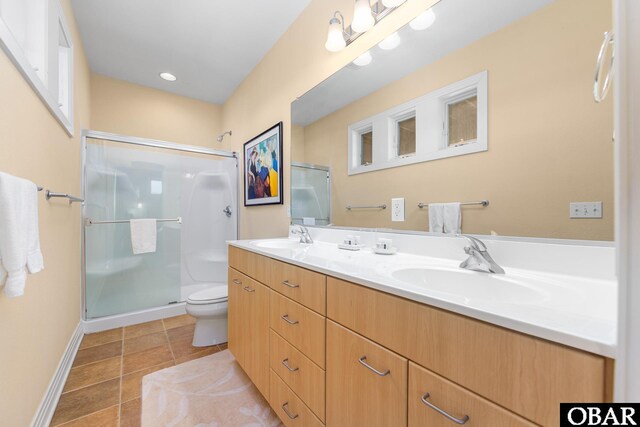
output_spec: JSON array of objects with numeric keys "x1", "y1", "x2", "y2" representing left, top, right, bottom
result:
[{"x1": 244, "y1": 122, "x2": 284, "y2": 206}]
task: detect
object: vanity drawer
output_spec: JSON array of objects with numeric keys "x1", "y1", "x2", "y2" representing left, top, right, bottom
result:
[
  {"x1": 326, "y1": 321, "x2": 408, "y2": 427},
  {"x1": 270, "y1": 369, "x2": 324, "y2": 427},
  {"x1": 228, "y1": 246, "x2": 269, "y2": 284},
  {"x1": 409, "y1": 362, "x2": 535, "y2": 427},
  {"x1": 270, "y1": 330, "x2": 325, "y2": 421},
  {"x1": 270, "y1": 291, "x2": 326, "y2": 368},
  {"x1": 269, "y1": 260, "x2": 326, "y2": 315},
  {"x1": 327, "y1": 277, "x2": 606, "y2": 426}
]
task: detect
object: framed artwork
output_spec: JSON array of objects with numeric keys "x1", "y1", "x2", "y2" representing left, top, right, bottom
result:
[{"x1": 244, "y1": 122, "x2": 283, "y2": 206}]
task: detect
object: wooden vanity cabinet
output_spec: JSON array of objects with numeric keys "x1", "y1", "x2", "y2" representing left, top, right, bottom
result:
[{"x1": 227, "y1": 266, "x2": 270, "y2": 398}]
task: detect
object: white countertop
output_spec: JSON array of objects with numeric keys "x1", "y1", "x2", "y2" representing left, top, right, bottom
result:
[{"x1": 228, "y1": 231, "x2": 617, "y2": 358}]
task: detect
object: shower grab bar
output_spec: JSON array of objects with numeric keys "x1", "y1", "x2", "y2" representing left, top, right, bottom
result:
[
  {"x1": 346, "y1": 204, "x2": 387, "y2": 210},
  {"x1": 417, "y1": 200, "x2": 489, "y2": 209},
  {"x1": 84, "y1": 217, "x2": 182, "y2": 226}
]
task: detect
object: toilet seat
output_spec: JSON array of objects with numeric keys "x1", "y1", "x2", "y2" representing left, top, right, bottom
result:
[{"x1": 187, "y1": 286, "x2": 228, "y2": 305}]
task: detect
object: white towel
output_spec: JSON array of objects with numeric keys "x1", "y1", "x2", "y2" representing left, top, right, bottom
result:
[
  {"x1": 0, "y1": 172, "x2": 44, "y2": 297},
  {"x1": 130, "y1": 219, "x2": 157, "y2": 254},
  {"x1": 443, "y1": 202, "x2": 462, "y2": 234},
  {"x1": 428, "y1": 203, "x2": 444, "y2": 233}
]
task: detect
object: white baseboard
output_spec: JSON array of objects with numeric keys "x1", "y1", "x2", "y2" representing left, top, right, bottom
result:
[{"x1": 30, "y1": 322, "x2": 84, "y2": 427}]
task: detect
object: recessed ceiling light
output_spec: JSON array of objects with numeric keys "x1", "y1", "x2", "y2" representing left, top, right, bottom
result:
[
  {"x1": 378, "y1": 32, "x2": 401, "y2": 50},
  {"x1": 353, "y1": 51, "x2": 373, "y2": 67},
  {"x1": 159, "y1": 72, "x2": 177, "y2": 82}
]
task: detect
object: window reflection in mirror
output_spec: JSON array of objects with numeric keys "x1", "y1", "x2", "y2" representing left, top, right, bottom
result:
[
  {"x1": 396, "y1": 115, "x2": 416, "y2": 157},
  {"x1": 447, "y1": 93, "x2": 477, "y2": 147},
  {"x1": 360, "y1": 130, "x2": 373, "y2": 165}
]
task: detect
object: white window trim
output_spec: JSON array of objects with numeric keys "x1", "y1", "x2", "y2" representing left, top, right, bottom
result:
[
  {"x1": 389, "y1": 108, "x2": 417, "y2": 160},
  {"x1": 348, "y1": 120, "x2": 374, "y2": 169},
  {"x1": 347, "y1": 71, "x2": 487, "y2": 175},
  {"x1": 0, "y1": 0, "x2": 74, "y2": 135}
]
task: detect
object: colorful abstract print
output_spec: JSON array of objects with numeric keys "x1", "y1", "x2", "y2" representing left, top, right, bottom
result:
[{"x1": 247, "y1": 134, "x2": 279, "y2": 200}]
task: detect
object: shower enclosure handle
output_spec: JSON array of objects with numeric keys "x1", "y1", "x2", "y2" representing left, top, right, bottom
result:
[{"x1": 223, "y1": 205, "x2": 232, "y2": 217}]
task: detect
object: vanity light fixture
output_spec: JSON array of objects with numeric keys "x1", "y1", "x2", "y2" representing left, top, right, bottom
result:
[
  {"x1": 353, "y1": 51, "x2": 373, "y2": 66},
  {"x1": 409, "y1": 8, "x2": 436, "y2": 31},
  {"x1": 159, "y1": 72, "x2": 177, "y2": 82},
  {"x1": 378, "y1": 32, "x2": 401, "y2": 50},
  {"x1": 352, "y1": 0, "x2": 376, "y2": 33},
  {"x1": 325, "y1": 0, "x2": 402, "y2": 52}
]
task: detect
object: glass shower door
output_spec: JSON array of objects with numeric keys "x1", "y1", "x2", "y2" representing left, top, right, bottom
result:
[
  {"x1": 83, "y1": 137, "x2": 237, "y2": 319},
  {"x1": 291, "y1": 163, "x2": 331, "y2": 226}
]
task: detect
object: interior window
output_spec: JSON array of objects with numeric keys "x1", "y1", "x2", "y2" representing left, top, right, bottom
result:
[
  {"x1": 58, "y1": 20, "x2": 72, "y2": 117},
  {"x1": 447, "y1": 92, "x2": 477, "y2": 147},
  {"x1": 360, "y1": 130, "x2": 373, "y2": 166},
  {"x1": 396, "y1": 115, "x2": 416, "y2": 157}
]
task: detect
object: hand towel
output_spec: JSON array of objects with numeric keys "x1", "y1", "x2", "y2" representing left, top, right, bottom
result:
[
  {"x1": 130, "y1": 219, "x2": 157, "y2": 254},
  {"x1": 428, "y1": 203, "x2": 444, "y2": 233},
  {"x1": 0, "y1": 172, "x2": 44, "y2": 297},
  {"x1": 443, "y1": 202, "x2": 462, "y2": 234}
]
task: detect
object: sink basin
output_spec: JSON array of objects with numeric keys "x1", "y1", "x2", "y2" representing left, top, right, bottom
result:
[
  {"x1": 251, "y1": 239, "x2": 305, "y2": 249},
  {"x1": 390, "y1": 267, "x2": 548, "y2": 305}
]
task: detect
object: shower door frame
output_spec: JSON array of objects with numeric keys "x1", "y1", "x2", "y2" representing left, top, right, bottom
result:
[
  {"x1": 290, "y1": 161, "x2": 332, "y2": 225},
  {"x1": 79, "y1": 129, "x2": 239, "y2": 321}
]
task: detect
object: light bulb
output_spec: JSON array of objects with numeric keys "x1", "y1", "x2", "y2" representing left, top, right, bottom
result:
[
  {"x1": 382, "y1": 0, "x2": 406, "y2": 7},
  {"x1": 353, "y1": 51, "x2": 372, "y2": 66},
  {"x1": 378, "y1": 32, "x2": 401, "y2": 50},
  {"x1": 352, "y1": 0, "x2": 375, "y2": 33},
  {"x1": 325, "y1": 18, "x2": 346, "y2": 52},
  {"x1": 409, "y1": 9, "x2": 436, "y2": 31},
  {"x1": 159, "y1": 72, "x2": 177, "y2": 81}
]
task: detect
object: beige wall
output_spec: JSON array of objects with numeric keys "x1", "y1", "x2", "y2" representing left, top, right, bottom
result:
[
  {"x1": 91, "y1": 74, "x2": 223, "y2": 147},
  {"x1": 300, "y1": 0, "x2": 613, "y2": 240},
  {"x1": 221, "y1": 0, "x2": 439, "y2": 239},
  {"x1": 0, "y1": 1, "x2": 91, "y2": 425}
]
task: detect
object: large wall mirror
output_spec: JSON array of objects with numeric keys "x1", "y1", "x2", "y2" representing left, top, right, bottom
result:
[{"x1": 290, "y1": 0, "x2": 613, "y2": 241}]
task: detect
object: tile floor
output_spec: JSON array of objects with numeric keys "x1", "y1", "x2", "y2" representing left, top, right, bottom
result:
[{"x1": 50, "y1": 315, "x2": 226, "y2": 426}]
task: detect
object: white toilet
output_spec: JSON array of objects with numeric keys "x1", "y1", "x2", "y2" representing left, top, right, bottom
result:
[{"x1": 185, "y1": 285, "x2": 228, "y2": 347}]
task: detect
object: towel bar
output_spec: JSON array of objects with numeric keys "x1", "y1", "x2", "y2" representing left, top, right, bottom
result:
[
  {"x1": 85, "y1": 217, "x2": 182, "y2": 226},
  {"x1": 418, "y1": 200, "x2": 489, "y2": 209}
]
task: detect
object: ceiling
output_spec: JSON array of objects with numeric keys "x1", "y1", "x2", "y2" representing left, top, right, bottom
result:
[
  {"x1": 71, "y1": 0, "x2": 311, "y2": 105},
  {"x1": 292, "y1": 0, "x2": 555, "y2": 126}
]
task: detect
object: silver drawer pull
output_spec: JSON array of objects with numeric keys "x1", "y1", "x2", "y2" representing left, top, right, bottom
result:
[
  {"x1": 421, "y1": 393, "x2": 469, "y2": 425},
  {"x1": 281, "y1": 314, "x2": 299, "y2": 325},
  {"x1": 282, "y1": 358, "x2": 299, "y2": 372},
  {"x1": 358, "y1": 356, "x2": 390, "y2": 376},
  {"x1": 243, "y1": 286, "x2": 255, "y2": 293},
  {"x1": 282, "y1": 280, "x2": 300, "y2": 288},
  {"x1": 281, "y1": 402, "x2": 299, "y2": 420},
  {"x1": 232, "y1": 279, "x2": 242, "y2": 285}
]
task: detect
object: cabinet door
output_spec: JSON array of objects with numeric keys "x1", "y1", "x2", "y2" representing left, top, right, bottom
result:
[
  {"x1": 242, "y1": 279, "x2": 270, "y2": 398},
  {"x1": 228, "y1": 267, "x2": 245, "y2": 367},
  {"x1": 326, "y1": 320, "x2": 407, "y2": 427}
]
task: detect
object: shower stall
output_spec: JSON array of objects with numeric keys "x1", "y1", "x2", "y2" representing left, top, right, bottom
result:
[{"x1": 81, "y1": 131, "x2": 237, "y2": 331}]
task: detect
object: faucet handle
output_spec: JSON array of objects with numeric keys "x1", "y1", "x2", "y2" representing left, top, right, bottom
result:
[{"x1": 457, "y1": 234, "x2": 487, "y2": 252}]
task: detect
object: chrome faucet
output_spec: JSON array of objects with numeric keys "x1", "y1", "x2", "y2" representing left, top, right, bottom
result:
[
  {"x1": 458, "y1": 235, "x2": 505, "y2": 274},
  {"x1": 292, "y1": 224, "x2": 314, "y2": 244}
]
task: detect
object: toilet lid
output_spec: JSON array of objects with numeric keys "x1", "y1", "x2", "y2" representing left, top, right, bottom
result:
[{"x1": 187, "y1": 286, "x2": 228, "y2": 304}]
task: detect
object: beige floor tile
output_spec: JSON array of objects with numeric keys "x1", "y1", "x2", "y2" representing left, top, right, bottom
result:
[
  {"x1": 123, "y1": 345, "x2": 174, "y2": 374},
  {"x1": 162, "y1": 314, "x2": 196, "y2": 330},
  {"x1": 63, "y1": 356, "x2": 121, "y2": 393},
  {"x1": 123, "y1": 320, "x2": 164, "y2": 339},
  {"x1": 72, "y1": 341, "x2": 122, "y2": 368},
  {"x1": 120, "y1": 398, "x2": 142, "y2": 427},
  {"x1": 121, "y1": 361, "x2": 174, "y2": 403},
  {"x1": 79, "y1": 328, "x2": 123, "y2": 350},
  {"x1": 55, "y1": 405, "x2": 119, "y2": 427},
  {"x1": 123, "y1": 331, "x2": 168, "y2": 355},
  {"x1": 165, "y1": 323, "x2": 195, "y2": 342},
  {"x1": 51, "y1": 378, "x2": 120, "y2": 426}
]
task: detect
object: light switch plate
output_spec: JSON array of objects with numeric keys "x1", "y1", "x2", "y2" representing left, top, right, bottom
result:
[
  {"x1": 392, "y1": 198, "x2": 405, "y2": 222},
  {"x1": 570, "y1": 202, "x2": 603, "y2": 218}
]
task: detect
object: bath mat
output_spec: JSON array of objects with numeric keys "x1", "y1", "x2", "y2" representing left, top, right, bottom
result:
[{"x1": 141, "y1": 349, "x2": 282, "y2": 426}]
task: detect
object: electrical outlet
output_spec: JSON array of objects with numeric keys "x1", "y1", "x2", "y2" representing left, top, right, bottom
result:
[
  {"x1": 570, "y1": 202, "x2": 603, "y2": 218},
  {"x1": 392, "y1": 198, "x2": 405, "y2": 222}
]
